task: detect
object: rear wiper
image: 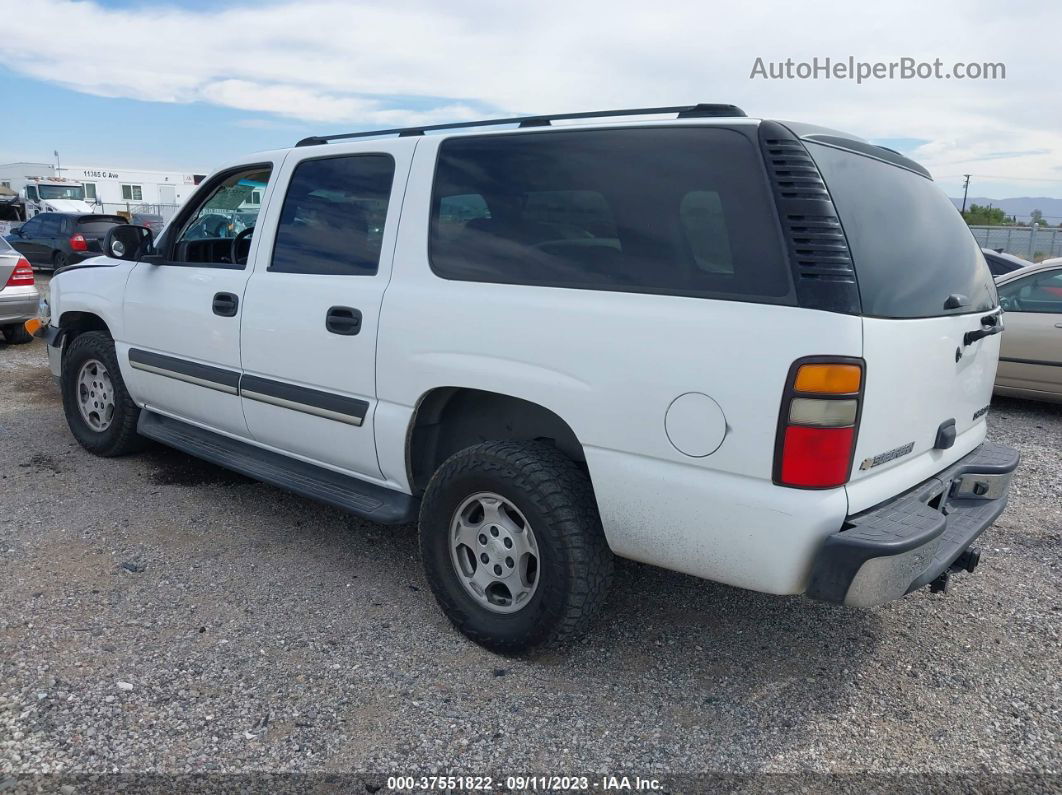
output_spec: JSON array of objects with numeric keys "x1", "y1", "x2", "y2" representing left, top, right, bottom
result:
[{"x1": 964, "y1": 311, "x2": 1004, "y2": 346}]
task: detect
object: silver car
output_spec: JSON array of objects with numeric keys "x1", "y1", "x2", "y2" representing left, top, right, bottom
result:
[{"x1": 0, "y1": 235, "x2": 40, "y2": 344}]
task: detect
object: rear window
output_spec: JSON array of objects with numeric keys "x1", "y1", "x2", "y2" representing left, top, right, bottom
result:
[
  {"x1": 77, "y1": 216, "x2": 125, "y2": 236},
  {"x1": 429, "y1": 128, "x2": 790, "y2": 301},
  {"x1": 808, "y1": 143, "x2": 996, "y2": 318}
]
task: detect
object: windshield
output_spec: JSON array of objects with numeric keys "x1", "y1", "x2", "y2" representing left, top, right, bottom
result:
[
  {"x1": 808, "y1": 143, "x2": 996, "y2": 318},
  {"x1": 38, "y1": 184, "x2": 86, "y2": 201}
]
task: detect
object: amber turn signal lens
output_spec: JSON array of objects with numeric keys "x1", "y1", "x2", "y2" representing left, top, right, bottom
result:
[
  {"x1": 24, "y1": 318, "x2": 42, "y2": 336},
  {"x1": 793, "y1": 363, "x2": 861, "y2": 395}
]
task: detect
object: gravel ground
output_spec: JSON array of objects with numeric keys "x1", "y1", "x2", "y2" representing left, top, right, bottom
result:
[{"x1": 0, "y1": 312, "x2": 1059, "y2": 782}]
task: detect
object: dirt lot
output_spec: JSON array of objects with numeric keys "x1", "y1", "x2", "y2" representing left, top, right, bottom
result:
[{"x1": 0, "y1": 319, "x2": 1059, "y2": 782}]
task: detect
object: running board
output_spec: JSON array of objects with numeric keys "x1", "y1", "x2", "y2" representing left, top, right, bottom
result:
[{"x1": 137, "y1": 411, "x2": 418, "y2": 524}]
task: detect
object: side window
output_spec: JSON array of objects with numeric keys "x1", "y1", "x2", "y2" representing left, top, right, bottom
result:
[
  {"x1": 19, "y1": 217, "x2": 41, "y2": 237},
  {"x1": 999, "y1": 270, "x2": 1062, "y2": 313},
  {"x1": 680, "y1": 191, "x2": 733, "y2": 275},
  {"x1": 429, "y1": 128, "x2": 790, "y2": 300},
  {"x1": 83, "y1": 182, "x2": 97, "y2": 201},
  {"x1": 38, "y1": 215, "x2": 61, "y2": 237},
  {"x1": 171, "y1": 166, "x2": 272, "y2": 266},
  {"x1": 270, "y1": 154, "x2": 395, "y2": 276}
]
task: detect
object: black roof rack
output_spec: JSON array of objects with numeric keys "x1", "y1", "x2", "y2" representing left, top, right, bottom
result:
[{"x1": 295, "y1": 103, "x2": 747, "y2": 147}]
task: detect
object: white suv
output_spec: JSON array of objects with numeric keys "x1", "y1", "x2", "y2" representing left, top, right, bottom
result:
[{"x1": 41, "y1": 105, "x2": 1019, "y2": 652}]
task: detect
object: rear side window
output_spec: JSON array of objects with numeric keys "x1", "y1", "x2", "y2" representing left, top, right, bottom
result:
[
  {"x1": 430, "y1": 128, "x2": 790, "y2": 300},
  {"x1": 271, "y1": 154, "x2": 395, "y2": 276},
  {"x1": 808, "y1": 143, "x2": 996, "y2": 318},
  {"x1": 38, "y1": 215, "x2": 61, "y2": 237},
  {"x1": 77, "y1": 216, "x2": 124, "y2": 236}
]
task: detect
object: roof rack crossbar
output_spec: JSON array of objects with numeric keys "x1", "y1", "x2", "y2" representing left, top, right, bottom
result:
[{"x1": 296, "y1": 103, "x2": 746, "y2": 146}]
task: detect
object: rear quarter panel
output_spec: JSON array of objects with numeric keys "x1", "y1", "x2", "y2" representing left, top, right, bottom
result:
[{"x1": 376, "y1": 135, "x2": 861, "y2": 594}]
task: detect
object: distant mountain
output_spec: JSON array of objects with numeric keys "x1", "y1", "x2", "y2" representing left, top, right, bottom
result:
[{"x1": 949, "y1": 196, "x2": 1062, "y2": 224}]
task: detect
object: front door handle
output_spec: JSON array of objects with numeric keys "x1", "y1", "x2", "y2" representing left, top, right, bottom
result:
[
  {"x1": 326, "y1": 306, "x2": 362, "y2": 336},
  {"x1": 212, "y1": 292, "x2": 239, "y2": 317}
]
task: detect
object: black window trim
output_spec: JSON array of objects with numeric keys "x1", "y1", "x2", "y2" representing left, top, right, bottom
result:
[
  {"x1": 425, "y1": 124, "x2": 797, "y2": 306},
  {"x1": 266, "y1": 150, "x2": 397, "y2": 277},
  {"x1": 152, "y1": 161, "x2": 274, "y2": 271}
]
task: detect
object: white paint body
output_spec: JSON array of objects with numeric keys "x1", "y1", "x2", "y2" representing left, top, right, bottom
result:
[{"x1": 47, "y1": 118, "x2": 1001, "y2": 598}]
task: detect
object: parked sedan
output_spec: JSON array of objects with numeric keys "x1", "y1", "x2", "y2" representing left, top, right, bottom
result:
[
  {"x1": 982, "y1": 247, "x2": 1032, "y2": 277},
  {"x1": 131, "y1": 213, "x2": 166, "y2": 236},
  {"x1": 4, "y1": 212, "x2": 126, "y2": 271},
  {"x1": 0, "y1": 236, "x2": 39, "y2": 344},
  {"x1": 995, "y1": 260, "x2": 1062, "y2": 402}
]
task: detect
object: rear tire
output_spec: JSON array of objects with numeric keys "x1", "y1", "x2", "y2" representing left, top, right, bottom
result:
[
  {"x1": 52, "y1": 251, "x2": 69, "y2": 271},
  {"x1": 419, "y1": 441, "x2": 613, "y2": 654},
  {"x1": 2, "y1": 323, "x2": 33, "y2": 344},
  {"x1": 61, "y1": 331, "x2": 146, "y2": 457}
]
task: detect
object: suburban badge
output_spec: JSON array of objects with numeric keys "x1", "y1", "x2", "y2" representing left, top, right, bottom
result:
[{"x1": 860, "y1": 441, "x2": 916, "y2": 471}]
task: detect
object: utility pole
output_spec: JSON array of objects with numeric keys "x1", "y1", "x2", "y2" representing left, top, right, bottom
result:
[
  {"x1": 54, "y1": 150, "x2": 61, "y2": 177},
  {"x1": 961, "y1": 174, "x2": 971, "y2": 213}
]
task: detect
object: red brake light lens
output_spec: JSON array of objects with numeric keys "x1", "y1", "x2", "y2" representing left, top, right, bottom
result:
[
  {"x1": 69, "y1": 233, "x2": 88, "y2": 251},
  {"x1": 780, "y1": 426, "x2": 857, "y2": 487},
  {"x1": 6, "y1": 257, "x2": 35, "y2": 287},
  {"x1": 775, "y1": 358, "x2": 864, "y2": 489}
]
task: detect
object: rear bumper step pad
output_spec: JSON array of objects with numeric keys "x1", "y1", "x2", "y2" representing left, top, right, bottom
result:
[{"x1": 806, "y1": 440, "x2": 1020, "y2": 607}]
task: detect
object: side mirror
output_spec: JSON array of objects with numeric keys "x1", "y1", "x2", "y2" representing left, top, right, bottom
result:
[{"x1": 103, "y1": 225, "x2": 154, "y2": 261}]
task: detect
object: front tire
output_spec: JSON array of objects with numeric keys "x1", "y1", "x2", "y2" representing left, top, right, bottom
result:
[
  {"x1": 61, "y1": 331, "x2": 145, "y2": 456},
  {"x1": 419, "y1": 441, "x2": 613, "y2": 653},
  {"x1": 2, "y1": 323, "x2": 33, "y2": 344}
]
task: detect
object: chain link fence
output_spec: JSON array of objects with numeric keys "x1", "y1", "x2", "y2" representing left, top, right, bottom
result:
[
  {"x1": 95, "y1": 202, "x2": 183, "y2": 224},
  {"x1": 968, "y1": 225, "x2": 1062, "y2": 261}
]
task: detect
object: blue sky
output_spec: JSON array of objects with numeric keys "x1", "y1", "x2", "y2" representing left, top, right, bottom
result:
[
  {"x1": 2, "y1": 0, "x2": 1061, "y2": 199},
  {"x1": 0, "y1": 68, "x2": 310, "y2": 171}
]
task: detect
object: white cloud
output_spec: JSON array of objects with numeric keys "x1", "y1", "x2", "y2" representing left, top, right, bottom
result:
[{"x1": 2, "y1": 0, "x2": 1061, "y2": 194}]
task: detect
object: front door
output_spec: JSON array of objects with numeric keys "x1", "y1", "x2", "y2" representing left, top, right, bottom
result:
[
  {"x1": 8, "y1": 215, "x2": 46, "y2": 264},
  {"x1": 997, "y1": 265, "x2": 1062, "y2": 397},
  {"x1": 238, "y1": 140, "x2": 415, "y2": 480},
  {"x1": 121, "y1": 160, "x2": 279, "y2": 436}
]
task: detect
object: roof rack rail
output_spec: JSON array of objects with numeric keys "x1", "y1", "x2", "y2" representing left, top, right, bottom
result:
[{"x1": 295, "y1": 103, "x2": 747, "y2": 147}]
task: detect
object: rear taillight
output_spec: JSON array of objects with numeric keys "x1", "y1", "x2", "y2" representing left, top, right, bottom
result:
[
  {"x1": 69, "y1": 233, "x2": 88, "y2": 251},
  {"x1": 5, "y1": 257, "x2": 35, "y2": 287},
  {"x1": 774, "y1": 359, "x2": 864, "y2": 489}
]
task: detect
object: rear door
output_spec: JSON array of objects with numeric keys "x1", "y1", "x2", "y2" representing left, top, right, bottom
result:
[
  {"x1": 807, "y1": 142, "x2": 1001, "y2": 513},
  {"x1": 238, "y1": 139, "x2": 415, "y2": 480},
  {"x1": 996, "y1": 266, "x2": 1062, "y2": 395}
]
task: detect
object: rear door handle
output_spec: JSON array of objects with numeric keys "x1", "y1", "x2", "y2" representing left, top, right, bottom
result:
[
  {"x1": 212, "y1": 292, "x2": 239, "y2": 317},
  {"x1": 326, "y1": 306, "x2": 362, "y2": 336}
]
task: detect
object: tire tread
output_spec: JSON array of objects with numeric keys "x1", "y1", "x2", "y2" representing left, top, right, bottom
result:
[{"x1": 419, "y1": 440, "x2": 612, "y2": 653}]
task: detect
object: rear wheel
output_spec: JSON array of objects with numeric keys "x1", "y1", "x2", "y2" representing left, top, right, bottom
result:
[
  {"x1": 61, "y1": 331, "x2": 145, "y2": 456},
  {"x1": 1, "y1": 323, "x2": 33, "y2": 344},
  {"x1": 419, "y1": 441, "x2": 612, "y2": 653},
  {"x1": 52, "y1": 251, "x2": 69, "y2": 271}
]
